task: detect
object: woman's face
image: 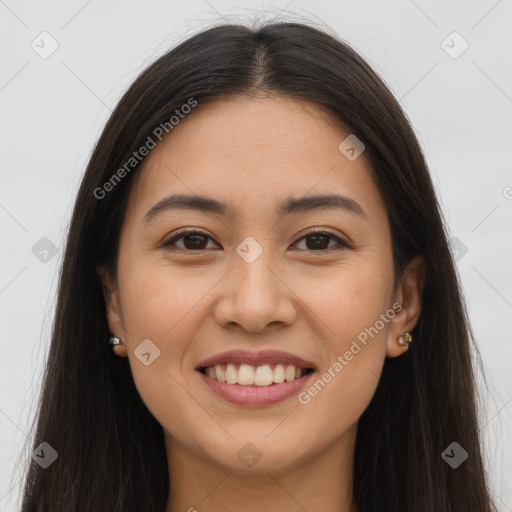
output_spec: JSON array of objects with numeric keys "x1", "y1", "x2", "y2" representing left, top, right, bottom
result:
[{"x1": 101, "y1": 95, "x2": 423, "y2": 474}]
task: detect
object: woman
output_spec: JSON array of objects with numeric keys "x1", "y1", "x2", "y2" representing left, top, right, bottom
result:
[{"x1": 20, "y1": 21, "x2": 497, "y2": 512}]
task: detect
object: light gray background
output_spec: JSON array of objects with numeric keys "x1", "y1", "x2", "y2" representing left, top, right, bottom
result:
[{"x1": 1, "y1": 0, "x2": 511, "y2": 510}]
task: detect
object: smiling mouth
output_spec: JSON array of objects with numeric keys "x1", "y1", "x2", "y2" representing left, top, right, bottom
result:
[{"x1": 198, "y1": 363, "x2": 315, "y2": 387}]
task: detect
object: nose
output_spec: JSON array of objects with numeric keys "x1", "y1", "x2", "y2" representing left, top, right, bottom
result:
[{"x1": 213, "y1": 249, "x2": 297, "y2": 333}]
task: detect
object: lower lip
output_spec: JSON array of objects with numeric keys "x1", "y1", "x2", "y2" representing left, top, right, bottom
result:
[{"x1": 198, "y1": 371, "x2": 315, "y2": 407}]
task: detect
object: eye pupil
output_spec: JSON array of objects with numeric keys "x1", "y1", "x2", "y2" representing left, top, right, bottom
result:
[
  {"x1": 183, "y1": 234, "x2": 207, "y2": 250},
  {"x1": 306, "y1": 234, "x2": 330, "y2": 250}
]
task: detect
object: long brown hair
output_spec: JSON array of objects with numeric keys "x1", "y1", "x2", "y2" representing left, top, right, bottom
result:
[{"x1": 20, "y1": 21, "x2": 496, "y2": 511}]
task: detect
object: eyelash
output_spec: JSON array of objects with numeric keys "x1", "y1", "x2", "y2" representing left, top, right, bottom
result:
[{"x1": 161, "y1": 228, "x2": 350, "y2": 253}]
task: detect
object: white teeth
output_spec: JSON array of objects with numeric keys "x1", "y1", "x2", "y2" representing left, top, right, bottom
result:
[
  {"x1": 273, "y1": 364, "x2": 285, "y2": 383},
  {"x1": 285, "y1": 365, "x2": 296, "y2": 382},
  {"x1": 225, "y1": 363, "x2": 238, "y2": 384},
  {"x1": 237, "y1": 364, "x2": 255, "y2": 385},
  {"x1": 204, "y1": 363, "x2": 309, "y2": 386},
  {"x1": 254, "y1": 365, "x2": 273, "y2": 386},
  {"x1": 215, "y1": 365, "x2": 225, "y2": 383}
]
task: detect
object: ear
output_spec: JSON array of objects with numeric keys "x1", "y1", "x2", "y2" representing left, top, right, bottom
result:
[
  {"x1": 386, "y1": 255, "x2": 427, "y2": 357},
  {"x1": 97, "y1": 265, "x2": 128, "y2": 357}
]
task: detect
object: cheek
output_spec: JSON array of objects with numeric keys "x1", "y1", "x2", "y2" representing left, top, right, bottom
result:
[
  {"x1": 119, "y1": 255, "x2": 205, "y2": 343},
  {"x1": 297, "y1": 254, "x2": 394, "y2": 343},
  {"x1": 115, "y1": 258, "x2": 200, "y2": 399},
  {"x1": 295, "y1": 255, "x2": 392, "y2": 412},
  {"x1": 116, "y1": 264, "x2": 207, "y2": 439}
]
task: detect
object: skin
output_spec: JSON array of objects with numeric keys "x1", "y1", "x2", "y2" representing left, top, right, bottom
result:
[{"x1": 99, "y1": 94, "x2": 426, "y2": 512}]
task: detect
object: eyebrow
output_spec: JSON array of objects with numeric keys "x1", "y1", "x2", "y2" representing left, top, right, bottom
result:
[{"x1": 142, "y1": 193, "x2": 368, "y2": 225}]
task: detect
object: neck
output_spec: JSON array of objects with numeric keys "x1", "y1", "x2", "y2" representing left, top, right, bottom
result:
[{"x1": 164, "y1": 425, "x2": 358, "y2": 512}]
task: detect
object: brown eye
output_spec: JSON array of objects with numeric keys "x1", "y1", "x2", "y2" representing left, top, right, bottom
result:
[
  {"x1": 293, "y1": 230, "x2": 348, "y2": 252},
  {"x1": 161, "y1": 229, "x2": 349, "y2": 253},
  {"x1": 162, "y1": 231, "x2": 218, "y2": 251}
]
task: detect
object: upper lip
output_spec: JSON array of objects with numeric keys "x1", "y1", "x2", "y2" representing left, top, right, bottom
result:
[{"x1": 196, "y1": 349, "x2": 316, "y2": 370}]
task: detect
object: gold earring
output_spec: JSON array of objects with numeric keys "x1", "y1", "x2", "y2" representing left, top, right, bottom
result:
[{"x1": 397, "y1": 331, "x2": 412, "y2": 350}]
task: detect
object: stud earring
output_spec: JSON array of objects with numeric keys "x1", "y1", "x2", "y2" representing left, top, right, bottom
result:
[
  {"x1": 397, "y1": 331, "x2": 412, "y2": 350},
  {"x1": 108, "y1": 335, "x2": 122, "y2": 346}
]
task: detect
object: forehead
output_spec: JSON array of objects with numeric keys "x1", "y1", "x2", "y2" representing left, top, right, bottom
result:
[{"x1": 125, "y1": 95, "x2": 385, "y2": 224}]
